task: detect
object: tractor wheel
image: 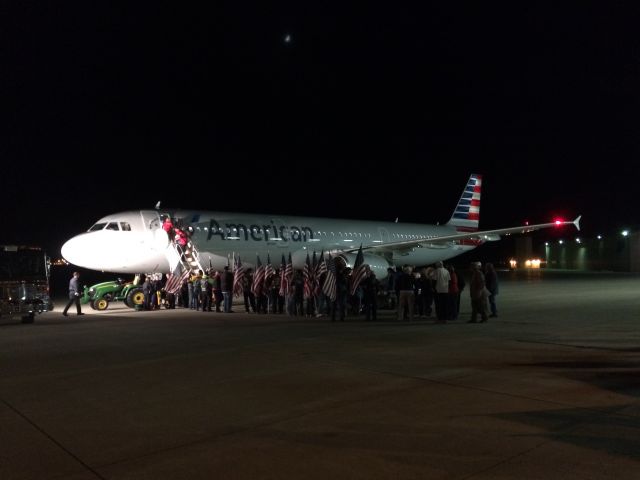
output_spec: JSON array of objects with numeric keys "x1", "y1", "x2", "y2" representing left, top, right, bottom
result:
[
  {"x1": 94, "y1": 297, "x2": 109, "y2": 311},
  {"x1": 90, "y1": 300, "x2": 98, "y2": 310},
  {"x1": 126, "y1": 288, "x2": 145, "y2": 308}
]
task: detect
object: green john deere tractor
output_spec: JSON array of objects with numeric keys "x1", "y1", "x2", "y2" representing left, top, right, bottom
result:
[{"x1": 81, "y1": 275, "x2": 145, "y2": 311}]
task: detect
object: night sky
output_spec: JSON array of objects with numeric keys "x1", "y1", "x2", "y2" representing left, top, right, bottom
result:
[{"x1": 3, "y1": 3, "x2": 640, "y2": 257}]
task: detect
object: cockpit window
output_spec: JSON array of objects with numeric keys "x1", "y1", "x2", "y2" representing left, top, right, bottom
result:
[
  {"x1": 105, "y1": 222, "x2": 120, "y2": 231},
  {"x1": 120, "y1": 222, "x2": 131, "y2": 231},
  {"x1": 88, "y1": 223, "x2": 107, "y2": 232}
]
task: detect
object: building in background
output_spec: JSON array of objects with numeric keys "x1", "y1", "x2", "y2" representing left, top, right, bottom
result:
[{"x1": 543, "y1": 230, "x2": 640, "y2": 272}]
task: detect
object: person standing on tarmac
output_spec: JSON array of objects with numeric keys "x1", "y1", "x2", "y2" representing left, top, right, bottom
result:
[
  {"x1": 200, "y1": 273, "x2": 212, "y2": 312},
  {"x1": 62, "y1": 271, "x2": 84, "y2": 316},
  {"x1": 396, "y1": 265, "x2": 415, "y2": 321},
  {"x1": 360, "y1": 266, "x2": 379, "y2": 321},
  {"x1": 221, "y1": 266, "x2": 235, "y2": 313},
  {"x1": 468, "y1": 262, "x2": 489, "y2": 323},
  {"x1": 142, "y1": 275, "x2": 154, "y2": 310},
  {"x1": 484, "y1": 262, "x2": 499, "y2": 318}
]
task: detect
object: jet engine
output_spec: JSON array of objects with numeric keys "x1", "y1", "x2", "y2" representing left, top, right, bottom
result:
[{"x1": 337, "y1": 252, "x2": 392, "y2": 280}]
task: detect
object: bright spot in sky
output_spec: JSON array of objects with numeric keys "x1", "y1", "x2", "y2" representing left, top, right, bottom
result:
[{"x1": 284, "y1": 34, "x2": 291, "y2": 44}]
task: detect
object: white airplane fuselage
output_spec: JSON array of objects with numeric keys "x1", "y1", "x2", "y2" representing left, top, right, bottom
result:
[
  {"x1": 61, "y1": 209, "x2": 478, "y2": 278},
  {"x1": 61, "y1": 175, "x2": 578, "y2": 277}
]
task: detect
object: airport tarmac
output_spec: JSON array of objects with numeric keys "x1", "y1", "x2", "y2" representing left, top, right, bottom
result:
[{"x1": 2, "y1": 270, "x2": 640, "y2": 479}]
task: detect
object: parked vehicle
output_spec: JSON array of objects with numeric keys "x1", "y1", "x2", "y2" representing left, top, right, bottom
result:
[
  {"x1": 81, "y1": 275, "x2": 144, "y2": 311},
  {"x1": 0, "y1": 245, "x2": 54, "y2": 323}
]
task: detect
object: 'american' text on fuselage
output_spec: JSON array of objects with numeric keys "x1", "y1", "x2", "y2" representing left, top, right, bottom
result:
[{"x1": 206, "y1": 219, "x2": 314, "y2": 242}]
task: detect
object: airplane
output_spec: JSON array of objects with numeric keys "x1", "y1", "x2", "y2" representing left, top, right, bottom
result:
[{"x1": 61, "y1": 174, "x2": 581, "y2": 279}]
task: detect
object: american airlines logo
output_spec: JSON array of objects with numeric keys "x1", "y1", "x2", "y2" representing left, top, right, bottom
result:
[{"x1": 206, "y1": 219, "x2": 314, "y2": 242}]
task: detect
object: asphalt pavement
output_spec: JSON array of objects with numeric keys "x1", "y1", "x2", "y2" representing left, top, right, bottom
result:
[{"x1": 2, "y1": 270, "x2": 640, "y2": 479}]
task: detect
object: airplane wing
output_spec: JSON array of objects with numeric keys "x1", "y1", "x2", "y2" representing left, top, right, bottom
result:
[{"x1": 347, "y1": 216, "x2": 582, "y2": 255}]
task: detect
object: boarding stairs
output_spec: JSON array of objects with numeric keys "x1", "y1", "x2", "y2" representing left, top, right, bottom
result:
[
  {"x1": 174, "y1": 240, "x2": 205, "y2": 274},
  {"x1": 163, "y1": 231, "x2": 205, "y2": 277}
]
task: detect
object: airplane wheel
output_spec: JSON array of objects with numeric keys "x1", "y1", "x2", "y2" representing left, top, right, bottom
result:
[
  {"x1": 126, "y1": 288, "x2": 145, "y2": 308},
  {"x1": 94, "y1": 298, "x2": 109, "y2": 311}
]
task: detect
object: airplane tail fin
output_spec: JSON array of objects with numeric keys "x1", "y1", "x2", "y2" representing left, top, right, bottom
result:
[{"x1": 446, "y1": 174, "x2": 482, "y2": 231}]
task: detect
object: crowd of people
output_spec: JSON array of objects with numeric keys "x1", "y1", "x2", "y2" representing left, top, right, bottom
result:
[
  {"x1": 136, "y1": 258, "x2": 499, "y2": 324},
  {"x1": 381, "y1": 261, "x2": 498, "y2": 322},
  {"x1": 143, "y1": 216, "x2": 501, "y2": 321}
]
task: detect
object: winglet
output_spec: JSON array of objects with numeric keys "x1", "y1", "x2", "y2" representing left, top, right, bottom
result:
[{"x1": 573, "y1": 215, "x2": 581, "y2": 231}]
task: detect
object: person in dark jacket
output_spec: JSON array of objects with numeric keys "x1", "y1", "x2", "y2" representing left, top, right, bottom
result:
[
  {"x1": 142, "y1": 276, "x2": 154, "y2": 310},
  {"x1": 331, "y1": 267, "x2": 349, "y2": 322},
  {"x1": 63, "y1": 271, "x2": 84, "y2": 316},
  {"x1": 221, "y1": 266, "x2": 235, "y2": 313},
  {"x1": 212, "y1": 271, "x2": 223, "y2": 312},
  {"x1": 360, "y1": 266, "x2": 380, "y2": 321},
  {"x1": 396, "y1": 265, "x2": 415, "y2": 321},
  {"x1": 484, "y1": 262, "x2": 499, "y2": 317},
  {"x1": 243, "y1": 269, "x2": 256, "y2": 313}
]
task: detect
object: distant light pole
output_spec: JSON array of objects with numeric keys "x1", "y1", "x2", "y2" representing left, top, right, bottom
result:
[{"x1": 621, "y1": 230, "x2": 631, "y2": 272}]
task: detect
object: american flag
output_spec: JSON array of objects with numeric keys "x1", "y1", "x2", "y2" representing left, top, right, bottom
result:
[
  {"x1": 278, "y1": 253, "x2": 288, "y2": 297},
  {"x1": 322, "y1": 254, "x2": 337, "y2": 302},
  {"x1": 232, "y1": 254, "x2": 245, "y2": 297},
  {"x1": 252, "y1": 254, "x2": 265, "y2": 296},
  {"x1": 303, "y1": 252, "x2": 313, "y2": 299},
  {"x1": 283, "y1": 252, "x2": 293, "y2": 295},
  {"x1": 349, "y1": 244, "x2": 368, "y2": 295},
  {"x1": 164, "y1": 269, "x2": 190, "y2": 295},
  {"x1": 313, "y1": 250, "x2": 325, "y2": 295},
  {"x1": 264, "y1": 253, "x2": 275, "y2": 290}
]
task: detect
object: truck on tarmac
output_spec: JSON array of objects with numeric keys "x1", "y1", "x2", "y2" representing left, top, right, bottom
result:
[{"x1": 0, "y1": 245, "x2": 54, "y2": 323}]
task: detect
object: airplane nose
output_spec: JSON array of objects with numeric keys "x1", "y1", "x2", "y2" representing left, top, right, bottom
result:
[
  {"x1": 61, "y1": 231, "x2": 169, "y2": 273},
  {"x1": 61, "y1": 235, "x2": 90, "y2": 267}
]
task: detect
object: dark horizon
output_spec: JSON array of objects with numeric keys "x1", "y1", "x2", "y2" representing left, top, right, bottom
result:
[{"x1": 3, "y1": 3, "x2": 639, "y2": 256}]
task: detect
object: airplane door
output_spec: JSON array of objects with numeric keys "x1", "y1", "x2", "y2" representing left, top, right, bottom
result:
[
  {"x1": 140, "y1": 210, "x2": 163, "y2": 231},
  {"x1": 139, "y1": 210, "x2": 169, "y2": 252},
  {"x1": 378, "y1": 227, "x2": 391, "y2": 244}
]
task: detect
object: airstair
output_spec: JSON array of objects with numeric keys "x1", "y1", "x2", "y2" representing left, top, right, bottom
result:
[
  {"x1": 162, "y1": 235, "x2": 206, "y2": 295},
  {"x1": 162, "y1": 228, "x2": 205, "y2": 277},
  {"x1": 175, "y1": 240, "x2": 205, "y2": 274}
]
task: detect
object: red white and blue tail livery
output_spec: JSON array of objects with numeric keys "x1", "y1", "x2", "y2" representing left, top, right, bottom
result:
[{"x1": 447, "y1": 174, "x2": 481, "y2": 231}]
